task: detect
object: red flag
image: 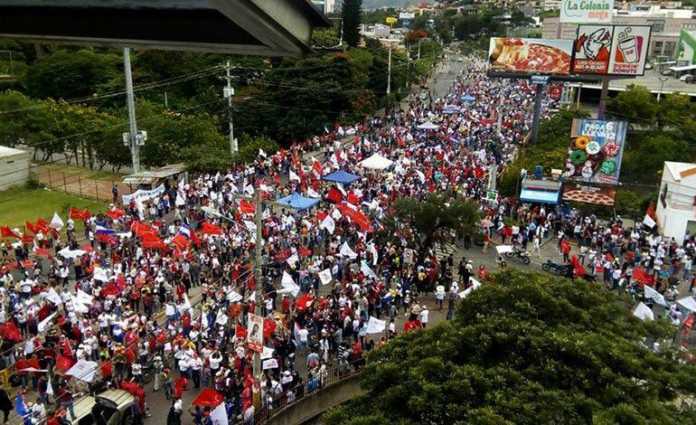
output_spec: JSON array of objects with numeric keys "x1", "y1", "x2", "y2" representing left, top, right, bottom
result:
[
  {"x1": 236, "y1": 324, "x2": 247, "y2": 339},
  {"x1": 200, "y1": 222, "x2": 223, "y2": 235},
  {"x1": 0, "y1": 226, "x2": 18, "y2": 239},
  {"x1": 325, "y1": 187, "x2": 343, "y2": 204},
  {"x1": 172, "y1": 234, "x2": 190, "y2": 251},
  {"x1": 316, "y1": 211, "x2": 328, "y2": 221},
  {"x1": 633, "y1": 267, "x2": 655, "y2": 286},
  {"x1": 239, "y1": 200, "x2": 255, "y2": 215},
  {"x1": 106, "y1": 208, "x2": 125, "y2": 220},
  {"x1": 347, "y1": 191, "x2": 360, "y2": 206},
  {"x1": 192, "y1": 388, "x2": 224, "y2": 408},
  {"x1": 312, "y1": 161, "x2": 323, "y2": 176},
  {"x1": 25, "y1": 221, "x2": 38, "y2": 235},
  {"x1": 55, "y1": 354, "x2": 75, "y2": 373},
  {"x1": 96, "y1": 233, "x2": 117, "y2": 245},
  {"x1": 69, "y1": 208, "x2": 91, "y2": 221},
  {"x1": 298, "y1": 246, "x2": 312, "y2": 257},
  {"x1": 570, "y1": 255, "x2": 586, "y2": 277},
  {"x1": 0, "y1": 322, "x2": 21, "y2": 342},
  {"x1": 263, "y1": 319, "x2": 276, "y2": 339}
]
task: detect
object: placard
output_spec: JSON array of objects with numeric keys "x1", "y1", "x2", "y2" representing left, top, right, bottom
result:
[
  {"x1": 561, "y1": 0, "x2": 614, "y2": 23},
  {"x1": 246, "y1": 313, "x2": 264, "y2": 353},
  {"x1": 607, "y1": 25, "x2": 651, "y2": 76}
]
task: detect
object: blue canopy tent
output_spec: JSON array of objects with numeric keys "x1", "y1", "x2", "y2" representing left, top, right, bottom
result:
[
  {"x1": 276, "y1": 193, "x2": 320, "y2": 211},
  {"x1": 322, "y1": 170, "x2": 360, "y2": 185}
]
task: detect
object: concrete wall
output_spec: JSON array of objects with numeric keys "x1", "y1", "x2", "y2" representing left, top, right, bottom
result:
[
  {"x1": 266, "y1": 373, "x2": 366, "y2": 425},
  {"x1": 0, "y1": 152, "x2": 29, "y2": 191}
]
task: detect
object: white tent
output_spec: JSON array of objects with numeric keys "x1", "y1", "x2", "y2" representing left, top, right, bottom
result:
[
  {"x1": 417, "y1": 121, "x2": 439, "y2": 130},
  {"x1": 359, "y1": 153, "x2": 394, "y2": 170}
]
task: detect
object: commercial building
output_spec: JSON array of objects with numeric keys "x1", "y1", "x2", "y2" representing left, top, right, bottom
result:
[
  {"x1": 543, "y1": 6, "x2": 696, "y2": 59},
  {"x1": 0, "y1": 146, "x2": 29, "y2": 191},
  {"x1": 312, "y1": 0, "x2": 337, "y2": 15},
  {"x1": 655, "y1": 162, "x2": 696, "y2": 244}
]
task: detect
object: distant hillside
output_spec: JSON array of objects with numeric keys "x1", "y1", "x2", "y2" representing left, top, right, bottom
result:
[{"x1": 362, "y1": 0, "x2": 420, "y2": 10}]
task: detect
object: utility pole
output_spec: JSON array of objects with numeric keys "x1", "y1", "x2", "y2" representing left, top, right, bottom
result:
[
  {"x1": 252, "y1": 189, "x2": 263, "y2": 378},
  {"x1": 223, "y1": 61, "x2": 238, "y2": 155},
  {"x1": 387, "y1": 43, "x2": 392, "y2": 97},
  {"x1": 417, "y1": 38, "x2": 422, "y2": 60},
  {"x1": 123, "y1": 48, "x2": 143, "y2": 174}
]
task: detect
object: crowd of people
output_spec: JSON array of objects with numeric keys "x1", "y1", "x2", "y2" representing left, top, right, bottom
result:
[{"x1": 0, "y1": 55, "x2": 605, "y2": 425}]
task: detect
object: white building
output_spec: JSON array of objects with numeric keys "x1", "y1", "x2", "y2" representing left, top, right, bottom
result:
[
  {"x1": 655, "y1": 161, "x2": 696, "y2": 243},
  {"x1": 543, "y1": 6, "x2": 696, "y2": 58},
  {"x1": 311, "y1": 0, "x2": 337, "y2": 14},
  {"x1": 0, "y1": 146, "x2": 29, "y2": 191}
]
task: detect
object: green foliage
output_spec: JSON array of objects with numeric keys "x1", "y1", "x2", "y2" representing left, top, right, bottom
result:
[
  {"x1": 23, "y1": 49, "x2": 121, "y2": 100},
  {"x1": 622, "y1": 132, "x2": 688, "y2": 185},
  {"x1": 385, "y1": 193, "x2": 480, "y2": 257},
  {"x1": 607, "y1": 85, "x2": 659, "y2": 127},
  {"x1": 326, "y1": 270, "x2": 696, "y2": 425},
  {"x1": 342, "y1": 0, "x2": 363, "y2": 48}
]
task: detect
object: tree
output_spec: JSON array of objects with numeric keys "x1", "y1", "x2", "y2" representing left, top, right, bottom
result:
[
  {"x1": 23, "y1": 49, "x2": 121, "y2": 100},
  {"x1": 324, "y1": 270, "x2": 696, "y2": 425},
  {"x1": 607, "y1": 85, "x2": 659, "y2": 127},
  {"x1": 342, "y1": 0, "x2": 362, "y2": 48},
  {"x1": 383, "y1": 194, "x2": 480, "y2": 259}
]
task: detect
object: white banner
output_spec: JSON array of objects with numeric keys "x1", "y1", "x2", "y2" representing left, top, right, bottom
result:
[
  {"x1": 644, "y1": 285, "x2": 667, "y2": 307},
  {"x1": 366, "y1": 316, "x2": 386, "y2": 334},
  {"x1": 66, "y1": 360, "x2": 99, "y2": 383},
  {"x1": 633, "y1": 302, "x2": 654, "y2": 321},
  {"x1": 209, "y1": 402, "x2": 228, "y2": 425},
  {"x1": 318, "y1": 269, "x2": 332, "y2": 285},
  {"x1": 122, "y1": 184, "x2": 165, "y2": 205},
  {"x1": 262, "y1": 358, "x2": 279, "y2": 370},
  {"x1": 561, "y1": 0, "x2": 613, "y2": 23},
  {"x1": 247, "y1": 313, "x2": 264, "y2": 353}
]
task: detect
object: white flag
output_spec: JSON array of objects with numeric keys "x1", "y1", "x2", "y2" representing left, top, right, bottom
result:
[
  {"x1": 320, "y1": 215, "x2": 336, "y2": 234},
  {"x1": 38, "y1": 312, "x2": 57, "y2": 333},
  {"x1": 244, "y1": 220, "x2": 257, "y2": 233},
  {"x1": 307, "y1": 188, "x2": 321, "y2": 199},
  {"x1": 44, "y1": 288, "x2": 62, "y2": 305},
  {"x1": 258, "y1": 148, "x2": 267, "y2": 159},
  {"x1": 289, "y1": 170, "x2": 301, "y2": 182},
  {"x1": 318, "y1": 269, "x2": 332, "y2": 285},
  {"x1": 50, "y1": 212, "x2": 64, "y2": 230},
  {"x1": 287, "y1": 253, "x2": 300, "y2": 268},
  {"x1": 46, "y1": 375, "x2": 54, "y2": 396},
  {"x1": 340, "y1": 242, "x2": 358, "y2": 259},
  {"x1": 360, "y1": 260, "x2": 377, "y2": 279},
  {"x1": 210, "y1": 401, "x2": 228, "y2": 425},
  {"x1": 366, "y1": 316, "x2": 386, "y2": 334},
  {"x1": 93, "y1": 267, "x2": 109, "y2": 282},
  {"x1": 633, "y1": 302, "x2": 654, "y2": 321},
  {"x1": 643, "y1": 214, "x2": 656, "y2": 229},
  {"x1": 644, "y1": 285, "x2": 667, "y2": 307},
  {"x1": 262, "y1": 358, "x2": 279, "y2": 370},
  {"x1": 279, "y1": 272, "x2": 300, "y2": 297},
  {"x1": 677, "y1": 296, "x2": 696, "y2": 312}
]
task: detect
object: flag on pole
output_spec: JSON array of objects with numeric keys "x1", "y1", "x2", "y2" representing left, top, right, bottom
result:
[{"x1": 49, "y1": 212, "x2": 64, "y2": 230}]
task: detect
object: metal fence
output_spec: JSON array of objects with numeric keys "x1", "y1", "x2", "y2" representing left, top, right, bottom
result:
[{"x1": 35, "y1": 167, "x2": 131, "y2": 204}]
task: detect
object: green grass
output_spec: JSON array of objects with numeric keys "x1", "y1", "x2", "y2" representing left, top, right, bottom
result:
[{"x1": 0, "y1": 185, "x2": 106, "y2": 229}]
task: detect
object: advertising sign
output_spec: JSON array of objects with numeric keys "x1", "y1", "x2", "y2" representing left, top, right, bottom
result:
[
  {"x1": 573, "y1": 25, "x2": 613, "y2": 74},
  {"x1": 562, "y1": 183, "x2": 616, "y2": 206},
  {"x1": 677, "y1": 29, "x2": 696, "y2": 66},
  {"x1": 246, "y1": 313, "x2": 264, "y2": 353},
  {"x1": 488, "y1": 38, "x2": 573, "y2": 75},
  {"x1": 561, "y1": 0, "x2": 614, "y2": 23},
  {"x1": 564, "y1": 119, "x2": 628, "y2": 185},
  {"x1": 607, "y1": 25, "x2": 651, "y2": 76}
]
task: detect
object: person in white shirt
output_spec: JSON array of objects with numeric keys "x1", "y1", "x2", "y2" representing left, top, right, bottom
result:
[{"x1": 419, "y1": 305, "x2": 429, "y2": 328}]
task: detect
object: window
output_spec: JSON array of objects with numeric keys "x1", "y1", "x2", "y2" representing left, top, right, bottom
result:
[
  {"x1": 664, "y1": 42, "x2": 676, "y2": 56},
  {"x1": 648, "y1": 19, "x2": 665, "y2": 33},
  {"x1": 5, "y1": 160, "x2": 13, "y2": 164}
]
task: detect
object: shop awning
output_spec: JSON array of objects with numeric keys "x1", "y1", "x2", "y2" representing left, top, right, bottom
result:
[
  {"x1": 322, "y1": 170, "x2": 361, "y2": 185},
  {"x1": 276, "y1": 193, "x2": 320, "y2": 211},
  {"x1": 520, "y1": 188, "x2": 560, "y2": 205}
]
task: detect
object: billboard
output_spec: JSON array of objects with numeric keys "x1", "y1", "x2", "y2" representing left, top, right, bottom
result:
[
  {"x1": 561, "y1": 0, "x2": 614, "y2": 23},
  {"x1": 573, "y1": 25, "x2": 613, "y2": 74},
  {"x1": 562, "y1": 183, "x2": 616, "y2": 206},
  {"x1": 488, "y1": 38, "x2": 573, "y2": 75},
  {"x1": 572, "y1": 25, "x2": 650, "y2": 76},
  {"x1": 564, "y1": 119, "x2": 628, "y2": 185},
  {"x1": 607, "y1": 25, "x2": 651, "y2": 76},
  {"x1": 677, "y1": 29, "x2": 696, "y2": 66}
]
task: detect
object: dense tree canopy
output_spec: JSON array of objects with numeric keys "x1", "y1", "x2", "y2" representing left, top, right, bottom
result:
[
  {"x1": 325, "y1": 270, "x2": 696, "y2": 425},
  {"x1": 342, "y1": 0, "x2": 363, "y2": 48}
]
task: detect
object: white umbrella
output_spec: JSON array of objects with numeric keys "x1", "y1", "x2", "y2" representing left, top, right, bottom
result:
[
  {"x1": 359, "y1": 153, "x2": 394, "y2": 170},
  {"x1": 417, "y1": 121, "x2": 439, "y2": 130}
]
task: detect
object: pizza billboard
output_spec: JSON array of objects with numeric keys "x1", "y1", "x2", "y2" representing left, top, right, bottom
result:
[
  {"x1": 561, "y1": 0, "x2": 613, "y2": 23},
  {"x1": 572, "y1": 25, "x2": 651, "y2": 76},
  {"x1": 562, "y1": 183, "x2": 616, "y2": 206},
  {"x1": 488, "y1": 38, "x2": 573, "y2": 75},
  {"x1": 563, "y1": 119, "x2": 628, "y2": 185}
]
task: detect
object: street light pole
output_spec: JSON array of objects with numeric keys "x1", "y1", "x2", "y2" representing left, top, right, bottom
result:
[
  {"x1": 576, "y1": 82, "x2": 583, "y2": 110},
  {"x1": 223, "y1": 61, "x2": 238, "y2": 154},
  {"x1": 386, "y1": 43, "x2": 392, "y2": 97},
  {"x1": 657, "y1": 77, "x2": 668, "y2": 102},
  {"x1": 252, "y1": 189, "x2": 263, "y2": 378},
  {"x1": 123, "y1": 48, "x2": 141, "y2": 174}
]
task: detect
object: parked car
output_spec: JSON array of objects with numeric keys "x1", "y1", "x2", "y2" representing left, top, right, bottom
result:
[
  {"x1": 679, "y1": 74, "x2": 695, "y2": 83},
  {"x1": 55, "y1": 389, "x2": 140, "y2": 425}
]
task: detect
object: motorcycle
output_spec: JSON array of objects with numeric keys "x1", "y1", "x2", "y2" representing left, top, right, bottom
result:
[
  {"x1": 542, "y1": 260, "x2": 572, "y2": 277},
  {"x1": 505, "y1": 247, "x2": 531, "y2": 265}
]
